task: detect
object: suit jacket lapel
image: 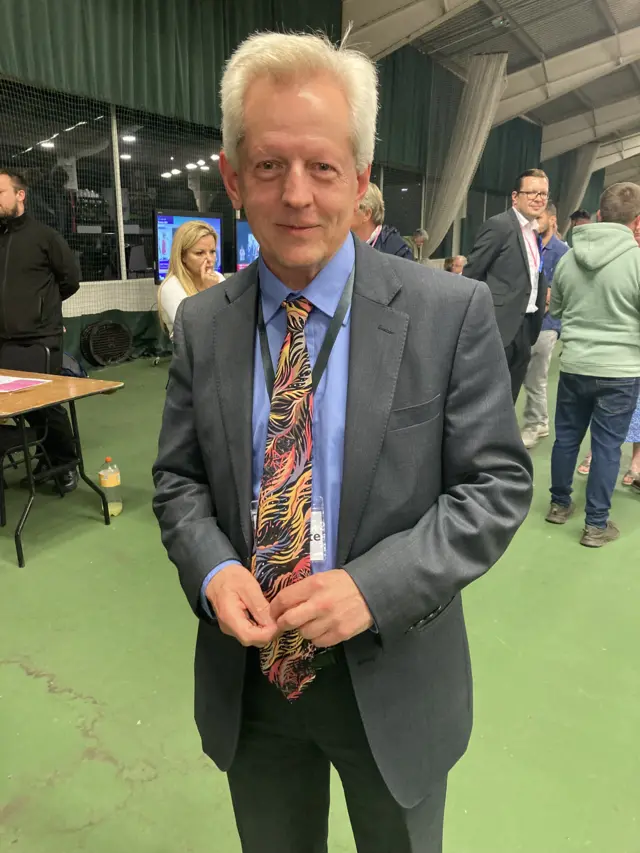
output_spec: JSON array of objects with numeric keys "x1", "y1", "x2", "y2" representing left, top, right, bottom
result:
[
  {"x1": 337, "y1": 242, "x2": 409, "y2": 566},
  {"x1": 509, "y1": 208, "x2": 531, "y2": 279},
  {"x1": 212, "y1": 264, "x2": 258, "y2": 556}
]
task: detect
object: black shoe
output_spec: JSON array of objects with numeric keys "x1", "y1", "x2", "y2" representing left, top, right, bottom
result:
[
  {"x1": 21, "y1": 459, "x2": 50, "y2": 488},
  {"x1": 59, "y1": 471, "x2": 78, "y2": 494}
]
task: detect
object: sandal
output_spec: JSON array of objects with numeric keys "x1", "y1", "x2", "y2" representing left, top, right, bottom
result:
[
  {"x1": 577, "y1": 453, "x2": 592, "y2": 476},
  {"x1": 622, "y1": 469, "x2": 640, "y2": 486}
]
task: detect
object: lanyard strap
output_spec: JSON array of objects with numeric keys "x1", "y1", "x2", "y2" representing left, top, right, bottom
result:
[{"x1": 257, "y1": 266, "x2": 355, "y2": 399}]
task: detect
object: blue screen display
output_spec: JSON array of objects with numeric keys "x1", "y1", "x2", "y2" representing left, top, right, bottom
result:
[
  {"x1": 236, "y1": 219, "x2": 260, "y2": 270},
  {"x1": 155, "y1": 213, "x2": 222, "y2": 279}
]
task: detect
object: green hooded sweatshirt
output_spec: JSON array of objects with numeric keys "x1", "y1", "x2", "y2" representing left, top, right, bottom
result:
[{"x1": 550, "y1": 223, "x2": 640, "y2": 378}]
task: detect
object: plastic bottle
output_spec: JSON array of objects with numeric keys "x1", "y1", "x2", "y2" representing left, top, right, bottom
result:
[{"x1": 99, "y1": 457, "x2": 123, "y2": 517}]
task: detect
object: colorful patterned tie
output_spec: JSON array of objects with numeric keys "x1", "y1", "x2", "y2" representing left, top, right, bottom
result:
[{"x1": 252, "y1": 296, "x2": 316, "y2": 700}]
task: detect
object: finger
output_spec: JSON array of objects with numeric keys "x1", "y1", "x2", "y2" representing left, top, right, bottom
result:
[
  {"x1": 276, "y1": 600, "x2": 321, "y2": 633},
  {"x1": 270, "y1": 577, "x2": 315, "y2": 622},
  {"x1": 219, "y1": 600, "x2": 277, "y2": 648},
  {"x1": 240, "y1": 579, "x2": 277, "y2": 629}
]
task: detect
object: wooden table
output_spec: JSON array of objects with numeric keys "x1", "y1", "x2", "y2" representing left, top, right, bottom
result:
[{"x1": 0, "y1": 370, "x2": 124, "y2": 566}]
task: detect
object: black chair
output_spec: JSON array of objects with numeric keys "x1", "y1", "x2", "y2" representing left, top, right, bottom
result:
[{"x1": 0, "y1": 343, "x2": 65, "y2": 562}]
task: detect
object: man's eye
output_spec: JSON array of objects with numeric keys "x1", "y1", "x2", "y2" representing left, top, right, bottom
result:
[
  {"x1": 315, "y1": 163, "x2": 334, "y2": 173},
  {"x1": 258, "y1": 161, "x2": 277, "y2": 171}
]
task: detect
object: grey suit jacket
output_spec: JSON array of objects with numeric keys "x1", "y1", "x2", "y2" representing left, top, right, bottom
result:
[
  {"x1": 152, "y1": 239, "x2": 533, "y2": 809},
  {"x1": 464, "y1": 208, "x2": 548, "y2": 347}
]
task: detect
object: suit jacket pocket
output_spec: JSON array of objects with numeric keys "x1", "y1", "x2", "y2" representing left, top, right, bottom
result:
[{"x1": 388, "y1": 394, "x2": 441, "y2": 432}]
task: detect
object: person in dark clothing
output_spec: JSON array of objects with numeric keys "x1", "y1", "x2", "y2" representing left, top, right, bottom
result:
[
  {"x1": 0, "y1": 168, "x2": 80, "y2": 492},
  {"x1": 351, "y1": 182, "x2": 413, "y2": 260}
]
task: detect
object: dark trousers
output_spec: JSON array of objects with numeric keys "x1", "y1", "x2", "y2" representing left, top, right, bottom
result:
[
  {"x1": 505, "y1": 313, "x2": 538, "y2": 403},
  {"x1": 0, "y1": 337, "x2": 76, "y2": 466},
  {"x1": 228, "y1": 650, "x2": 447, "y2": 853},
  {"x1": 551, "y1": 372, "x2": 640, "y2": 527}
]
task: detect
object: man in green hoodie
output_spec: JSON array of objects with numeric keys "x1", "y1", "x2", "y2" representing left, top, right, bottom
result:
[{"x1": 546, "y1": 182, "x2": 640, "y2": 547}]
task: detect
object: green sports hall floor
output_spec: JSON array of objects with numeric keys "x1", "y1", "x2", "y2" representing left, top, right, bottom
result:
[{"x1": 1, "y1": 355, "x2": 639, "y2": 853}]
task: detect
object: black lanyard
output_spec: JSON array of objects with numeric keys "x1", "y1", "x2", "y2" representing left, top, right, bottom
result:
[{"x1": 257, "y1": 266, "x2": 355, "y2": 399}]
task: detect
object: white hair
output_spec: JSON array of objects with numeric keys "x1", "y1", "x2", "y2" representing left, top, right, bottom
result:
[{"x1": 220, "y1": 30, "x2": 378, "y2": 173}]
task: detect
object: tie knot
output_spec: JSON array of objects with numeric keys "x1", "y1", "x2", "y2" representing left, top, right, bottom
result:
[{"x1": 283, "y1": 296, "x2": 313, "y2": 326}]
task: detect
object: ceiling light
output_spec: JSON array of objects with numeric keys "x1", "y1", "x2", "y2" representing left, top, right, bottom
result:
[
  {"x1": 122, "y1": 135, "x2": 136, "y2": 142},
  {"x1": 199, "y1": 165, "x2": 210, "y2": 171},
  {"x1": 401, "y1": 187, "x2": 408, "y2": 192},
  {"x1": 197, "y1": 159, "x2": 205, "y2": 166},
  {"x1": 40, "y1": 141, "x2": 55, "y2": 149},
  {"x1": 95, "y1": 115, "x2": 104, "y2": 121},
  {"x1": 50, "y1": 133, "x2": 59, "y2": 140},
  {"x1": 171, "y1": 168, "x2": 181, "y2": 175},
  {"x1": 120, "y1": 153, "x2": 132, "y2": 160},
  {"x1": 186, "y1": 163, "x2": 198, "y2": 170},
  {"x1": 170, "y1": 156, "x2": 175, "y2": 161},
  {"x1": 161, "y1": 172, "x2": 172, "y2": 179},
  {"x1": 76, "y1": 121, "x2": 87, "y2": 126},
  {"x1": 210, "y1": 153, "x2": 220, "y2": 161},
  {"x1": 24, "y1": 147, "x2": 33, "y2": 153},
  {"x1": 64, "y1": 125, "x2": 75, "y2": 132}
]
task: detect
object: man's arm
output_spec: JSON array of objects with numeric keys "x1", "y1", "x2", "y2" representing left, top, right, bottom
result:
[
  {"x1": 152, "y1": 305, "x2": 243, "y2": 615},
  {"x1": 463, "y1": 220, "x2": 503, "y2": 282},
  {"x1": 342, "y1": 282, "x2": 533, "y2": 644},
  {"x1": 549, "y1": 255, "x2": 567, "y2": 318},
  {"x1": 48, "y1": 231, "x2": 80, "y2": 300}
]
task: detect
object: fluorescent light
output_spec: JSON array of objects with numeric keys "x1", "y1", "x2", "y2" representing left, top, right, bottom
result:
[
  {"x1": 95, "y1": 115, "x2": 104, "y2": 120},
  {"x1": 120, "y1": 153, "x2": 132, "y2": 160},
  {"x1": 170, "y1": 156, "x2": 175, "y2": 161},
  {"x1": 210, "y1": 153, "x2": 220, "y2": 161},
  {"x1": 122, "y1": 135, "x2": 136, "y2": 142},
  {"x1": 197, "y1": 159, "x2": 205, "y2": 166},
  {"x1": 199, "y1": 165, "x2": 210, "y2": 171},
  {"x1": 161, "y1": 172, "x2": 172, "y2": 179},
  {"x1": 76, "y1": 121, "x2": 87, "y2": 126},
  {"x1": 24, "y1": 147, "x2": 33, "y2": 153},
  {"x1": 186, "y1": 163, "x2": 198, "y2": 170},
  {"x1": 50, "y1": 133, "x2": 59, "y2": 140},
  {"x1": 40, "y1": 141, "x2": 55, "y2": 149},
  {"x1": 64, "y1": 125, "x2": 75, "y2": 132},
  {"x1": 401, "y1": 187, "x2": 408, "y2": 192},
  {"x1": 171, "y1": 168, "x2": 181, "y2": 175}
]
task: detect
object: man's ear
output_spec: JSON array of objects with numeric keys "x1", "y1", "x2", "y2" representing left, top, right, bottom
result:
[{"x1": 219, "y1": 151, "x2": 243, "y2": 211}]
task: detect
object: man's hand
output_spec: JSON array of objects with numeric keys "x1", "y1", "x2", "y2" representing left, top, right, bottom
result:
[
  {"x1": 206, "y1": 564, "x2": 278, "y2": 648},
  {"x1": 270, "y1": 570, "x2": 374, "y2": 647}
]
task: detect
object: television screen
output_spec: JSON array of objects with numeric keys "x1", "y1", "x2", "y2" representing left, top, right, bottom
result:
[
  {"x1": 154, "y1": 211, "x2": 223, "y2": 281},
  {"x1": 236, "y1": 219, "x2": 260, "y2": 271}
]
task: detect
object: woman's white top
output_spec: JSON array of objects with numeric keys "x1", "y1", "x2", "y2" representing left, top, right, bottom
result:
[{"x1": 159, "y1": 272, "x2": 224, "y2": 339}]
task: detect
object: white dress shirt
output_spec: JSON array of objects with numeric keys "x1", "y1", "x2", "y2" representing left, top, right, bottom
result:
[{"x1": 513, "y1": 207, "x2": 540, "y2": 314}]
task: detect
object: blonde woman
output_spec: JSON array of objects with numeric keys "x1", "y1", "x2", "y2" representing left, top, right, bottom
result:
[{"x1": 159, "y1": 220, "x2": 224, "y2": 338}]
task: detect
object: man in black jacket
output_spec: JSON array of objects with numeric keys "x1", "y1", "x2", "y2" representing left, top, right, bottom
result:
[
  {"x1": 0, "y1": 168, "x2": 80, "y2": 491},
  {"x1": 351, "y1": 183, "x2": 413, "y2": 260},
  {"x1": 464, "y1": 169, "x2": 550, "y2": 402}
]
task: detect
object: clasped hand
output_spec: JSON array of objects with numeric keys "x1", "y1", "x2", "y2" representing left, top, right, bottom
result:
[{"x1": 206, "y1": 564, "x2": 373, "y2": 648}]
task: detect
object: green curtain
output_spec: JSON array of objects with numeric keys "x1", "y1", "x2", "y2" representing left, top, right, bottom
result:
[
  {"x1": 0, "y1": 0, "x2": 342, "y2": 127},
  {"x1": 582, "y1": 168, "x2": 605, "y2": 214},
  {"x1": 473, "y1": 119, "x2": 543, "y2": 195},
  {"x1": 375, "y1": 47, "x2": 433, "y2": 171}
]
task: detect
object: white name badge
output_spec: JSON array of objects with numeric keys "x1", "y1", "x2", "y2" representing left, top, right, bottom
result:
[{"x1": 251, "y1": 497, "x2": 326, "y2": 566}]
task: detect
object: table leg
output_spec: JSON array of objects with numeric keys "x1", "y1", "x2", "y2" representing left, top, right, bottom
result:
[
  {"x1": 68, "y1": 401, "x2": 110, "y2": 527},
  {"x1": 15, "y1": 415, "x2": 35, "y2": 568}
]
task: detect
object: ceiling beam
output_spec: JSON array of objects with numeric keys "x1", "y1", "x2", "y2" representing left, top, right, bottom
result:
[
  {"x1": 593, "y1": 131, "x2": 640, "y2": 169},
  {"x1": 482, "y1": 0, "x2": 545, "y2": 62},
  {"x1": 494, "y1": 25, "x2": 640, "y2": 125},
  {"x1": 594, "y1": 0, "x2": 619, "y2": 36},
  {"x1": 343, "y1": 0, "x2": 480, "y2": 60},
  {"x1": 604, "y1": 154, "x2": 640, "y2": 184},
  {"x1": 541, "y1": 93, "x2": 640, "y2": 159}
]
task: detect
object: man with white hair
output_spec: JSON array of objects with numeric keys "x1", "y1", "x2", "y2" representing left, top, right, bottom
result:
[
  {"x1": 154, "y1": 30, "x2": 532, "y2": 853},
  {"x1": 351, "y1": 182, "x2": 413, "y2": 259}
]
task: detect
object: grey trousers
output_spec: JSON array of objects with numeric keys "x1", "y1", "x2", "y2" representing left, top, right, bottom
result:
[
  {"x1": 522, "y1": 329, "x2": 559, "y2": 428},
  {"x1": 227, "y1": 650, "x2": 448, "y2": 853}
]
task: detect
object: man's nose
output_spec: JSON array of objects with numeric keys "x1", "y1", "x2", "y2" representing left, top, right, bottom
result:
[{"x1": 282, "y1": 164, "x2": 313, "y2": 208}]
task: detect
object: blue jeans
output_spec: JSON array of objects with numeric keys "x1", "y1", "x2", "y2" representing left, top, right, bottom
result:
[{"x1": 551, "y1": 373, "x2": 640, "y2": 527}]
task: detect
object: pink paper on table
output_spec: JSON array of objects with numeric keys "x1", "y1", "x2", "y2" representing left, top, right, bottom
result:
[{"x1": 0, "y1": 376, "x2": 51, "y2": 393}]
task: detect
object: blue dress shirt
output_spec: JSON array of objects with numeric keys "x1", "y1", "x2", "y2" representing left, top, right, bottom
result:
[
  {"x1": 541, "y1": 234, "x2": 569, "y2": 334},
  {"x1": 200, "y1": 234, "x2": 354, "y2": 610}
]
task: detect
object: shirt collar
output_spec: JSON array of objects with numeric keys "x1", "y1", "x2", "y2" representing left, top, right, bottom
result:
[
  {"x1": 259, "y1": 234, "x2": 355, "y2": 326},
  {"x1": 513, "y1": 206, "x2": 539, "y2": 232}
]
